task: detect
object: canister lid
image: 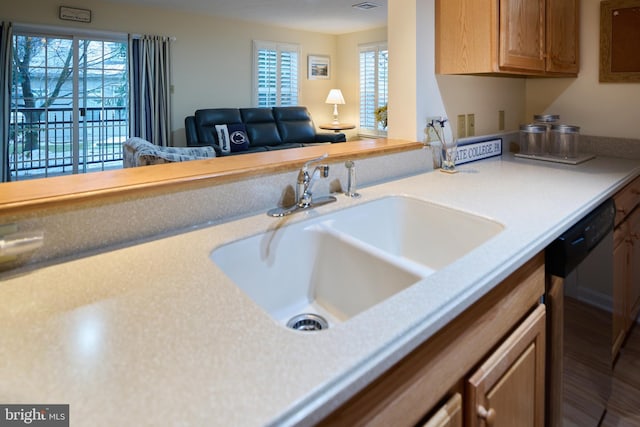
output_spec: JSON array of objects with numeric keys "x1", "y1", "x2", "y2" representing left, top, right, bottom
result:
[
  {"x1": 551, "y1": 124, "x2": 580, "y2": 133},
  {"x1": 534, "y1": 114, "x2": 560, "y2": 122},
  {"x1": 520, "y1": 124, "x2": 546, "y2": 133}
]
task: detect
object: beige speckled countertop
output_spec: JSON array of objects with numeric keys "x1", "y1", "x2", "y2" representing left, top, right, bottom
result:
[{"x1": 1, "y1": 152, "x2": 639, "y2": 426}]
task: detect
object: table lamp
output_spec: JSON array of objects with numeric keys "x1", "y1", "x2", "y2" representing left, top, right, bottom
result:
[{"x1": 325, "y1": 89, "x2": 345, "y2": 124}]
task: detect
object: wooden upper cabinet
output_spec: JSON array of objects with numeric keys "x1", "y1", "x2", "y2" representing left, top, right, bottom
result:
[
  {"x1": 499, "y1": 0, "x2": 546, "y2": 72},
  {"x1": 435, "y1": 0, "x2": 579, "y2": 76},
  {"x1": 546, "y1": 0, "x2": 580, "y2": 74}
]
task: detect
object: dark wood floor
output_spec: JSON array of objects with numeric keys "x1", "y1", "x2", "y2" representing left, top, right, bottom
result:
[
  {"x1": 603, "y1": 322, "x2": 640, "y2": 426},
  {"x1": 563, "y1": 298, "x2": 640, "y2": 427}
]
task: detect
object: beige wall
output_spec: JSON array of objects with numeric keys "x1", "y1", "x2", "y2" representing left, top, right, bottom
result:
[
  {"x1": 387, "y1": 0, "x2": 420, "y2": 141},
  {"x1": 334, "y1": 27, "x2": 387, "y2": 140},
  {"x1": 525, "y1": 0, "x2": 640, "y2": 139},
  {"x1": 5, "y1": 0, "x2": 635, "y2": 146},
  {"x1": 437, "y1": 75, "x2": 526, "y2": 138},
  {"x1": 387, "y1": 0, "x2": 526, "y2": 143},
  {"x1": 4, "y1": 0, "x2": 380, "y2": 145}
]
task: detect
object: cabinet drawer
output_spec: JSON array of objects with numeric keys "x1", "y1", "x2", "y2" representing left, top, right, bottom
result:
[
  {"x1": 422, "y1": 393, "x2": 462, "y2": 427},
  {"x1": 614, "y1": 177, "x2": 640, "y2": 226}
]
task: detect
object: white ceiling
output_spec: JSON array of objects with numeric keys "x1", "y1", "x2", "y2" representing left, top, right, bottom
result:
[{"x1": 104, "y1": 0, "x2": 388, "y2": 34}]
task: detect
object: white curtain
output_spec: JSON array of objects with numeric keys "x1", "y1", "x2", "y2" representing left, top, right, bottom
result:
[
  {"x1": 0, "y1": 22, "x2": 13, "y2": 182},
  {"x1": 128, "y1": 35, "x2": 172, "y2": 147}
]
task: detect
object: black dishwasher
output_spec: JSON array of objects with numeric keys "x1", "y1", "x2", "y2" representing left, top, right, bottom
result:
[{"x1": 545, "y1": 198, "x2": 616, "y2": 427}]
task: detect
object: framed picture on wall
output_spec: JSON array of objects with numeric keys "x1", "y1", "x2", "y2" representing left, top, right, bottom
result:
[
  {"x1": 308, "y1": 55, "x2": 330, "y2": 80},
  {"x1": 600, "y1": 0, "x2": 640, "y2": 82}
]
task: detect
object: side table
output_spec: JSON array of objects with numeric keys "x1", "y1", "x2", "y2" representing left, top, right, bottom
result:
[{"x1": 319, "y1": 123, "x2": 356, "y2": 133}]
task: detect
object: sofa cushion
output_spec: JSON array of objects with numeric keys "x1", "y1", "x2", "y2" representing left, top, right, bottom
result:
[
  {"x1": 273, "y1": 107, "x2": 317, "y2": 144},
  {"x1": 194, "y1": 108, "x2": 243, "y2": 146},
  {"x1": 240, "y1": 108, "x2": 282, "y2": 147},
  {"x1": 215, "y1": 123, "x2": 250, "y2": 154}
]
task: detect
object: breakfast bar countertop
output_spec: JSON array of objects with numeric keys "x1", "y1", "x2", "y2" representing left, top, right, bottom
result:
[{"x1": 1, "y1": 152, "x2": 639, "y2": 426}]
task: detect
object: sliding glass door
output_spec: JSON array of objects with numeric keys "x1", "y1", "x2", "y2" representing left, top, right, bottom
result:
[{"x1": 9, "y1": 32, "x2": 127, "y2": 180}]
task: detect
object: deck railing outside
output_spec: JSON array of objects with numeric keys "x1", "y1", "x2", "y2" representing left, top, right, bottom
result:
[{"x1": 9, "y1": 106, "x2": 127, "y2": 180}]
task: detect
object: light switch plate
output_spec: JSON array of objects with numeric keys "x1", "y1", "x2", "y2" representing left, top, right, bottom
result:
[{"x1": 467, "y1": 114, "x2": 475, "y2": 137}]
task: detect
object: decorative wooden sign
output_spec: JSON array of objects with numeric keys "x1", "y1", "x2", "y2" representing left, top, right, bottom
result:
[{"x1": 59, "y1": 6, "x2": 92, "y2": 23}]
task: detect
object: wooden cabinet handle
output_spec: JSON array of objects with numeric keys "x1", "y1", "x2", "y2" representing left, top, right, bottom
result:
[{"x1": 477, "y1": 405, "x2": 496, "y2": 426}]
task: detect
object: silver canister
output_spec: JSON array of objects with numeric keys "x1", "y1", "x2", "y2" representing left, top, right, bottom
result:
[
  {"x1": 519, "y1": 124, "x2": 547, "y2": 156},
  {"x1": 533, "y1": 114, "x2": 560, "y2": 154},
  {"x1": 550, "y1": 124, "x2": 580, "y2": 159}
]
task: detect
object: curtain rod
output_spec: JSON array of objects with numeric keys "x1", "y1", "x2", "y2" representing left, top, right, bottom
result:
[
  {"x1": 13, "y1": 23, "x2": 176, "y2": 42},
  {"x1": 130, "y1": 34, "x2": 177, "y2": 42}
]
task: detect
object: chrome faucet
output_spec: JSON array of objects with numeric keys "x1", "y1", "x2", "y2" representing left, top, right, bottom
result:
[{"x1": 268, "y1": 154, "x2": 337, "y2": 217}]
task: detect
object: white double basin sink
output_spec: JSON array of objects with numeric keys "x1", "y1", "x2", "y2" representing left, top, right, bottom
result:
[{"x1": 210, "y1": 196, "x2": 504, "y2": 329}]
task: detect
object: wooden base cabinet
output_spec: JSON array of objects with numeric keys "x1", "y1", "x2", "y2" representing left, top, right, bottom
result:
[
  {"x1": 613, "y1": 222, "x2": 630, "y2": 357},
  {"x1": 613, "y1": 176, "x2": 640, "y2": 356},
  {"x1": 467, "y1": 305, "x2": 546, "y2": 427},
  {"x1": 318, "y1": 254, "x2": 545, "y2": 427},
  {"x1": 422, "y1": 393, "x2": 462, "y2": 427},
  {"x1": 435, "y1": 0, "x2": 578, "y2": 76},
  {"x1": 627, "y1": 207, "x2": 640, "y2": 326}
]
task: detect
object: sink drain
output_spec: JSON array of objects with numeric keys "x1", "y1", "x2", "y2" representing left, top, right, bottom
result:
[{"x1": 286, "y1": 313, "x2": 329, "y2": 331}]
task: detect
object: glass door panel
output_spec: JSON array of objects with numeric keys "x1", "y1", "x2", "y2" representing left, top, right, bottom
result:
[{"x1": 9, "y1": 33, "x2": 127, "y2": 180}]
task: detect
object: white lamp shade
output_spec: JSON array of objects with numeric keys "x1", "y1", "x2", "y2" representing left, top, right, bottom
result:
[{"x1": 325, "y1": 89, "x2": 345, "y2": 105}]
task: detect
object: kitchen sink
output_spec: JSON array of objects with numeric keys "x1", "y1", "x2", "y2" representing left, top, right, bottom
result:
[
  {"x1": 210, "y1": 224, "x2": 422, "y2": 327},
  {"x1": 210, "y1": 196, "x2": 504, "y2": 329},
  {"x1": 324, "y1": 196, "x2": 505, "y2": 270}
]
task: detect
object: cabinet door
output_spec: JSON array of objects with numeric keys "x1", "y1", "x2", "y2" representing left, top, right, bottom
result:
[
  {"x1": 613, "y1": 223, "x2": 630, "y2": 357},
  {"x1": 499, "y1": 0, "x2": 546, "y2": 71},
  {"x1": 546, "y1": 0, "x2": 579, "y2": 74},
  {"x1": 467, "y1": 305, "x2": 546, "y2": 427},
  {"x1": 628, "y1": 208, "x2": 640, "y2": 325},
  {"x1": 434, "y1": 0, "x2": 496, "y2": 75},
  {"x1": 422, "y1": 393, "x2": 462, "y2": 427}
]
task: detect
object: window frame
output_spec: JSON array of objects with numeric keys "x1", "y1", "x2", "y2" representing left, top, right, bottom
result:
[
  {"x1": 252, "y1": 40, "x2": 300, "y2": 108},
  {"x1": 358, "y1": 41, "x2": 388, "y2": 137},
  {"x1": 9, "y1": 24, "x2": 129, "y2": 180}
]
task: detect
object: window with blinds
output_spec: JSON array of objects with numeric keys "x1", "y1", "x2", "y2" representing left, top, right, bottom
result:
[
  {"x1": 359, "y1": 42, "x2": 388, "y2": 134},
  {"x1": 253, "y1": 41, "x2": 299, "y2": 108}
]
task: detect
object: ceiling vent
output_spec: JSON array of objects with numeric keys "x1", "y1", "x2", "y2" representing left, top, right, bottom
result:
[{"x1": 352, "y1": 2, "x2": 380, "y2": 10}]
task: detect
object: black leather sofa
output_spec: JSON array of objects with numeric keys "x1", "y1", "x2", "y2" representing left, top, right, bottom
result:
[{"x1": 184, "y1": 106, "x2": 346, "y2": 156}]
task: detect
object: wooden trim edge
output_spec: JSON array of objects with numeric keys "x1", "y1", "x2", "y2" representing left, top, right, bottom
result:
[{"x1": 0, "y1": 139, "x2": 423, "y2": 217}]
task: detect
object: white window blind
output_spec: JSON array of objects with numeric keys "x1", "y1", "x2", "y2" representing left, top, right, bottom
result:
[
  {"x1": 359, "y1": 42, "x2": 388, "y2": 133},
  {"x1": 253, "y1": 41, "x2": 299, "y2": 108}
]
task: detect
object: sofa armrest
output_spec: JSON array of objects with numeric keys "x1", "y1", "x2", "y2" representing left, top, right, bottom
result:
[
  {"x1": 315, "y1": 132, "x2": 346, "y2": 143},
  {"x1": 185, "y1": 116, "x2": 199, "y2": 146}
]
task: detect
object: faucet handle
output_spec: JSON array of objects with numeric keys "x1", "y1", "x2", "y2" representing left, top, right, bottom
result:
[{"x1": 302, "y1": 153, "x2": 329, "y2": 170}]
